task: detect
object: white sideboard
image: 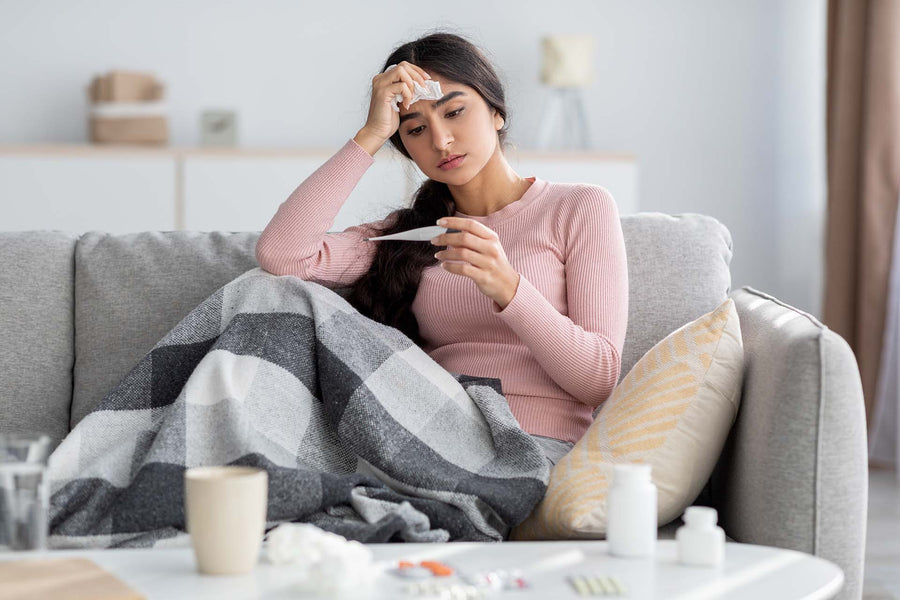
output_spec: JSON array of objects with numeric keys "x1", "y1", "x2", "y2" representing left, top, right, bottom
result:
[
  {"x1": 0, "y1": 145, "x2": 637, "y2": 234},
  {"x1": 0, "y1": 154, "x2": 176, "y2": 233}
]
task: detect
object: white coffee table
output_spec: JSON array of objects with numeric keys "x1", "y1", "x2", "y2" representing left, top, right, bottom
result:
[{"x1": 0, "y1": 539, "x2": 843, "y2": 599}]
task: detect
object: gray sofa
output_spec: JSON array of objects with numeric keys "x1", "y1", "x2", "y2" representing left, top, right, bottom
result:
[{"x1": 0, "y1": 212, "x2": 867, "y2": 599}]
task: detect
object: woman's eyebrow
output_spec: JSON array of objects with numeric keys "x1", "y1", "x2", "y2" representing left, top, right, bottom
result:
[{"x1": 399, "y1": 92, "x2": 467, "y2": 124}]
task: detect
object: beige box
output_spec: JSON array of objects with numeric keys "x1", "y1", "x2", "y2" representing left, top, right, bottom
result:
[
  {"x1": 89, "y1": 115, "x2": 168, "y2": 145},
  {"x1": 146, "y1": 81, "x2": 165, "y2": 101},
  {"x1": 87, "y1": 71, "x2": 165, "y2": 102},
  {"x1": 87, "y1": 70, "x2": 168, "y2": 144},
  {"x1": 109, "y1": 70, "x2": 159, "y2": 101},
  {"x1": 88, "y1": 76, "x2": 101, "y2": 102},
  {"x1": 88, "y1": 75, "x2": 113, "y2": 102}
]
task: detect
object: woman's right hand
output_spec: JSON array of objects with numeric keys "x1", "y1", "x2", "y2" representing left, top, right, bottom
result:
[{"x1": 359, "y1": 61, "x2": 433, "y2": 145}]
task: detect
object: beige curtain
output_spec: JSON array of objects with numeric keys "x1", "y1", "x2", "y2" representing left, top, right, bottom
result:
[{"x1": 825, "y1": 0, "x2": 900, "y2": 430}]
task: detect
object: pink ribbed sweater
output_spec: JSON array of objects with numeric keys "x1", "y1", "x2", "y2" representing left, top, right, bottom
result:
[{"x1": 255, "y1": 138, "x2": 629, "y2": 443}]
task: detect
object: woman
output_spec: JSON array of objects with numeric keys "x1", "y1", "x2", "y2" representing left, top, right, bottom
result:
[{"x1": 256, "y1": 32, "x2": 629, "y2": 467}]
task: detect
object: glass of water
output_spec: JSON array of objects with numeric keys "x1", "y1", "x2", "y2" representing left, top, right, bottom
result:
[{"x1": 0, "y1": 432, "x2": 51, "y2": 551}]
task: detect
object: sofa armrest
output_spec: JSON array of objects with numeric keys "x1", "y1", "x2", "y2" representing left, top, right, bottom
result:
[{"x1": 705, "y1": 287, "x2": 867, "y2": 600}]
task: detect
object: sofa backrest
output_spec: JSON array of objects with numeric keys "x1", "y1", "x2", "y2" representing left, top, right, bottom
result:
[
  {"x1": 0, "y1": 213, "x2": 732, "y2": 445},
  {"x1": 71, "y1": 231, "x2": 259, "y2": 430},
  {"x1": 0, "y1": 231, "x2": 79, "y2": 449},
  {"x1": 618, "y1": 212, "x2": 732, "y2": 382}
]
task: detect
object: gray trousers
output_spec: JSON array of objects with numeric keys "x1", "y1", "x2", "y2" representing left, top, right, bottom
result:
[{"x1": 530, "y1": 434, "x2": 575, "y2": 467}]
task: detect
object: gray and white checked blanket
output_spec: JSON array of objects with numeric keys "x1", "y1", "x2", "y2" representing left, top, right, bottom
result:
[{"x1": 46, "y1": 267, "x2": 550, "y2": 549}]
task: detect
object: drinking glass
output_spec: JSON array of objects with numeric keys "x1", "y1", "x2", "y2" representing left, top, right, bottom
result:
[{"x1": 0, "y1": 432, "x2": 52, "y2": 551}]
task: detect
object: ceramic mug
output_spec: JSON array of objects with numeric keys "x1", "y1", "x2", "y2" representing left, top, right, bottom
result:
[{"x1": 184, "y1": 466, "x2": 268, "y2": 575}]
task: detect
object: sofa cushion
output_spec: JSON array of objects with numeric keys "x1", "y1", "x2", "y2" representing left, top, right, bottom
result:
[
  {"x1": 0, "y1": 231, "x2": 79, "y2": 450},
  {"x1": 618, "y1": 213, "x2": 733, "y2": 386},
  {"x1": 72, "y1": 231, "x2": 260, "y2": 427},
  {"x1": 511, "y1": 298, "x2": 743, "y2": 540}
]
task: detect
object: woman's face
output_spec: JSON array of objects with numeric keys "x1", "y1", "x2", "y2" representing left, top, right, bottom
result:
[{"x1": 398, "y1": 76, "x2": 503, "y2": 184}]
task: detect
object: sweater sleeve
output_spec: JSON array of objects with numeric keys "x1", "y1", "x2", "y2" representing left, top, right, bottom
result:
[
  {"x1": 255, "y1": 137, "x2": 392, "y2": 286},
  {"x1": 492, "y1": 185, "x2": 629, "y2": 409}
]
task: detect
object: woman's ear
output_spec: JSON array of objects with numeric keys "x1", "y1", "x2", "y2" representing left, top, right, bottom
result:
[{"x1": 493, "y1": 109, "x2": 504, "y2": 131}]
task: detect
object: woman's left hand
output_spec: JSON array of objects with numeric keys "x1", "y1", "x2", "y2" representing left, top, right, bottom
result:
[{"x1": 431, "y1": 216, "x2": 520, "y2": 309}]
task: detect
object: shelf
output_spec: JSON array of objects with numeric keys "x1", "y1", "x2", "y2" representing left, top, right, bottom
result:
[{"x1": 0, "y1": 143, "x2": 636, "y2": 162}]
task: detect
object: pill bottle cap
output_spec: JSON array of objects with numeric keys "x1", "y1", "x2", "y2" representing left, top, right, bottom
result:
[
  {"x1": 612, "y1": 463, "x2": 652, "y2": 485},
  {"x1": 683, "y1": 506, "x2": 718, "y2": 529}
]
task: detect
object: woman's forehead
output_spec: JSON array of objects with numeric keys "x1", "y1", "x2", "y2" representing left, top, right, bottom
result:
[
  {"x1": 429, "y1": 75, "x2": 464, "y2": 90},
  {"x1": 399, "y1": 80, "x2": 476, "y2": 115}
]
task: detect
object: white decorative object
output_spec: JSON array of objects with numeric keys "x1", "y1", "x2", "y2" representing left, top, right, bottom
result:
[
  {"x1": 540, "y1": 34, "x2": 595, "y2": 88},
  {"x1": 200, "y1": 109, "x2": 238, "y2": 146},
  {"x1": 536, "y1": 34, "x2": 596, "y2": 150}
]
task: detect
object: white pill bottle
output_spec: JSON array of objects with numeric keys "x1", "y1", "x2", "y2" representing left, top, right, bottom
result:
[
  {"x1": 606, "y1": 463, "x2": 658, "y2": 558},
  {"x1": 676, "y1": 506, "x2": 725, "y2": 567}
]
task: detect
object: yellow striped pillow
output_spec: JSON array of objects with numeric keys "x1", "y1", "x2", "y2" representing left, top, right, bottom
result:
[{"x1": 512, "y1": 298, "x2": 743, "y2": 539}]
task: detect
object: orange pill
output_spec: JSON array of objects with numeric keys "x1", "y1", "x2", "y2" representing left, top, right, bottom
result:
[
  {"x1": 398, "y1": 560, "x2": 415, "y2": 569},
  {"x1": 420, "y1": 561, "x2": 454, "y2": 576}
]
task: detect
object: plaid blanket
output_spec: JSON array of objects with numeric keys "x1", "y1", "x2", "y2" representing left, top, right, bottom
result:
[{"x1": 46, "y1": 267, "x2": 549, "y2": 549}]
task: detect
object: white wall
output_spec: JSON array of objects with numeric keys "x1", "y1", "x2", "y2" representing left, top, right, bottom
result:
[
  {"x1": 773, "y1": 1, "x2": 827, "y2": 318},
  {"x1": 0, "y1": 0, "x2": 826, "y2": 315}
]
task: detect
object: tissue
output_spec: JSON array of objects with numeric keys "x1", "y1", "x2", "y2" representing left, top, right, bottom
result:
[
  {"x1": 266, "y1": 523, "x2": 378, "y2": 596},
  {"x1": 384, "y1": 64, "x2": 443, "y2": 112}
]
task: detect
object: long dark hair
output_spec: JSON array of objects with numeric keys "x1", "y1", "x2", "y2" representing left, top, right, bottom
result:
[{"x1": 346, "y1": 32, "x2": 512, "y2": 346}]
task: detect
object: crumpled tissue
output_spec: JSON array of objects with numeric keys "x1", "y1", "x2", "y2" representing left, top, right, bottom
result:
[
  {"x1": 266, "y1": 523, "x2": 378, "y2": 596},
  {"x1": 384, "y1": 64, "x2": 443, "y2": 112}
]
